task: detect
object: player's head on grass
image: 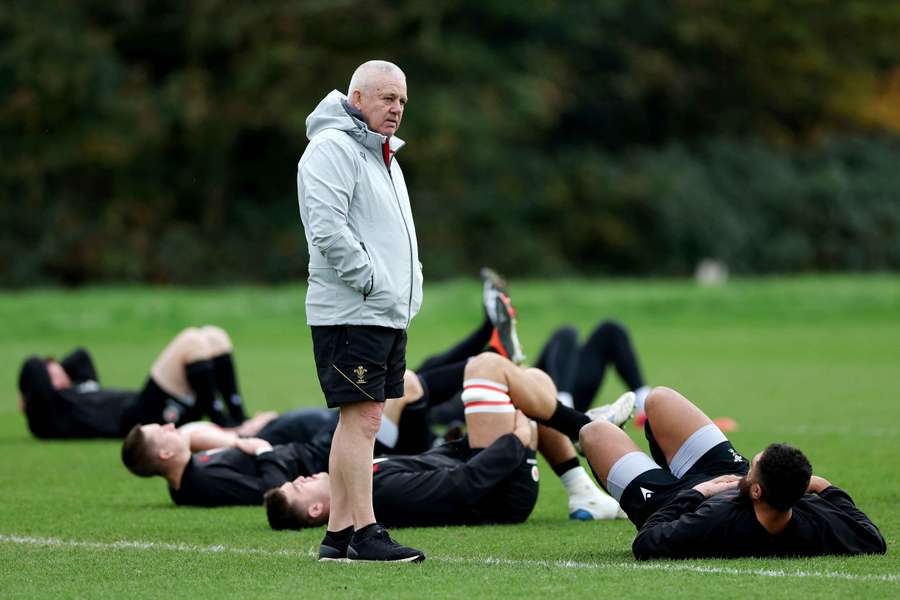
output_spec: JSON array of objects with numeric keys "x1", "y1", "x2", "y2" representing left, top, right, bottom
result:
[
  {"x1": 121, "y1": 423, "x2": 189, "y2": 477},
  {"x1": 740, "y1": 443, "x2": 812, "y2": 511},
  {"x1": 264, "y1": 473, "x2": 330, "y2": 530}
]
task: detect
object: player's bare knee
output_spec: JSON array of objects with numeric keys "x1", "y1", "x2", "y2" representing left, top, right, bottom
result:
[
  {"x1": 464, "y1": 351, "x2": 508, "y2": 378},
  {"x1": 644, "y1": 386, "x2": 677, "y2": 417},
  {"x1": 200, "y1": 325, "x2": 232, "y2": 354},
  {"x1": 355, "y1": 402, "x2": 384, "y2": 438},
  {"x1": 579, "y1": 420, "x2": 614, "y2": 452}
]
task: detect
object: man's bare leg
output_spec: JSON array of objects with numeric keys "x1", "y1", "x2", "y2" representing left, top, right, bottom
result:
[
  {"x1": 579, "y1": 421, "x2": 643, "y2": 487},
  {"x1": 150, "y1": 327, "x2": 214, "y2": 396},
  {"x1": 329, "y1": 400, "x2": 383, "y2": 530},
  {"x1": 199, "y1": 325, "x2": 233, "y2": 356},
  {"x1": 643, "y1": 386, "x2": 713, "y2": 464},
  {"x1": 464, "y1": 352, "x2": 623, "y2": 519}
]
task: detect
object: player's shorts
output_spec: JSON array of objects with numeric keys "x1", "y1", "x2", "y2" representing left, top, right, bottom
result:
[
  {"x1": 310, "y1": 325, "x2": 407, "y2": 408},
  {"x1": 478, "y1": 449, "x2": 539, "y2": 525},
  {"x1": 121, "y1": 377, "x2": 192, "y2": 432},
  {"x1": 606, "y1": 424, "x2": 750, "y2": 528}
]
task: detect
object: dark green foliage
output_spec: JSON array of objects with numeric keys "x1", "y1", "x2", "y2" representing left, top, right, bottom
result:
[{"x1": 2, "y1": 1, "x2": 899, "y2": 285}]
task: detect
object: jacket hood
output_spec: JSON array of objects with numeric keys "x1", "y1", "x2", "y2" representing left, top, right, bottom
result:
[{"x1": 305, "y1": 90, "x2": 405, "y2": 154}]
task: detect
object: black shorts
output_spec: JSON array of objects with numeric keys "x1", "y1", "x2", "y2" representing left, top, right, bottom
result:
[
  {"x1": 620, "y1": 441, "x2": 750, "y2": 529},
  {"x1": 120, "y1": 377, "x2": 189, "y2": 432},
  {"x1": 310, "y1": 325, "x2": 407, "y2": 408}
]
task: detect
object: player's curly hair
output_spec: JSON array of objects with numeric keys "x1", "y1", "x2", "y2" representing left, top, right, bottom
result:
[
  {"x1": 121, "y1": 424, "x2": 161, "y2": 477},
  {"x1": 756, "y1": 443, "x2": 812, "y2": 511},
  {"x1": 263, "y1": 488, "x2": 326, "y2": 530}
]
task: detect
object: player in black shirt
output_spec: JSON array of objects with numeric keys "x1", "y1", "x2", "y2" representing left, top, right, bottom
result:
[
  {"x1": 264, "y1": 352, "x2": 635, "y2": 543},
  {"x1": 579, "y1": 386, "x2": 887, "y2": 559},
  {"x1": 120, "y1": 394, "x2": 430, "y2": 507},
  {"x1": 17, "y1": 326, "x2": 248, "y2": 438}
]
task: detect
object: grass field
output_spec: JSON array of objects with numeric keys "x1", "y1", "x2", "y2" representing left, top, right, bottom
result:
[{"x1": 1, "y1": 275, "x2": 898, "y2": 598}]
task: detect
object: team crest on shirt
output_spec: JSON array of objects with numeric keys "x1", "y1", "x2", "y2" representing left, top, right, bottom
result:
[
  {"x1": 729, "y1": 448, "x2": 745, "y2": 463},
  {"x1": 354, "y1": 365, "x2": 368, "y2": 384}
]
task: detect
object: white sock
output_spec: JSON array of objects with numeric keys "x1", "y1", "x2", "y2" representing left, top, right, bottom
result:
[
  {"x1": 557, "y1": 391, "x2": 574, "y2": 408},
  {"x1": 560, "y1": 465, "x2": 594, "y2": 498},
  {"x1": 634, "y1": 386, "x2": 651, "y2": 412},
  {"x1": 375, "y1": 416, "x2": 398, "y2": 448}
]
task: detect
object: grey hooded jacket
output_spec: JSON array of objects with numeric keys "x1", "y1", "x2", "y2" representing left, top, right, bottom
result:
[{"x1": 297, "y1": 90, "x2": 423, "y2": 329}]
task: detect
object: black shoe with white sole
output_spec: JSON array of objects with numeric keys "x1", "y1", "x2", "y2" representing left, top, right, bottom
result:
[
  {"x1": 347, "y1": 524, "x2": 425, "y2": 563},
  {"x1": 318, "y1": 527, "x2": 352, "y2": 562}
]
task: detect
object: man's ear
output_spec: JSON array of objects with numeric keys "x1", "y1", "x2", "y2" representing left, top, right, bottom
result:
[
  {"x1": 350, "y1": 89, "x2": 363, "y2": 109},
  {"x1": 308, "y1": 502, "x2": 324, "y2": 519},
  {"x1": 158, "y1": 448, "x2": 173, "y2": 461},
  {"x1": 750, "y1": 482, "x2": 762, "y2": 501}
]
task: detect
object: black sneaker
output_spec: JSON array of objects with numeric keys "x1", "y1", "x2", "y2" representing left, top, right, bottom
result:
[
  {"x1": 318, "y1": 527, "x2": 352, "y2": 562},
  {"x1": 488, "y1": 293, "x2": 525, "y2": 364},
  {"x1": 480, "y1": 267, "x2": 508, "y2": 325},
  {"x1": 347, "y1": 524, "x2": 425, "y2": 563}
]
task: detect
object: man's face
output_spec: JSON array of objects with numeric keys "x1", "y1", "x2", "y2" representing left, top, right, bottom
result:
[
  {"x1": 141, "y1": 423, "x2": 187, "y2": 456},
  {"x1": 351, "y1": 73, "x2": 407, "y2": 137},
  {"x1": 278, "y1": 472, "x2": 331, "y2": 512},
  {"x1": 46, "y1": 360, "x2": 72, "y2": 390}
]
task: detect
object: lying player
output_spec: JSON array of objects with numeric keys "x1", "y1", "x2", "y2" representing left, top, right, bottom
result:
[
  {"x1": 18, "y1": 326, "x2": 249, "y2": 438},
  {"x1": 579, "y1": 386, "x2": 887, "y2": 559},
  {"x1": 120, "y1": 391, "x2": 429, "y2": 507},
  {"x1": 264, "y1": 353, "x2": 635, "y2": 539}
]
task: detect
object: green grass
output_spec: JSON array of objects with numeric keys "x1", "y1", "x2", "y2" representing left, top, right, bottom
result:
[{"x1": 1, "y1": 275, "x2": 898, "y2": 598}]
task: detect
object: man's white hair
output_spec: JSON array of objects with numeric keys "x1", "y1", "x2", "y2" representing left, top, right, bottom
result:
[{"x1": 348, "y1": 60, "x2": 405, "y2": 96}]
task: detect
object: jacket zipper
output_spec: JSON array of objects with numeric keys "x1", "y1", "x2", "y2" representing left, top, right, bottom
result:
[{"x1": 383, "y1": 153, "x2": 415, "y2": 329}]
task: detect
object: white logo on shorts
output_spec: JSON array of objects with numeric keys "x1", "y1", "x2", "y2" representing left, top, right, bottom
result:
[
  {"x1": 729, "y1": 448, "x2": 744, "y2": 463},
  {"x1": 640, "y1": 487, "x2": 654, "y2": 501}
]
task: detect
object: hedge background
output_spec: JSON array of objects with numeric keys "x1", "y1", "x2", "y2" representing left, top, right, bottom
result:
[{"x1": 2, "y1": 0, "x2": 899, "y2": 285}]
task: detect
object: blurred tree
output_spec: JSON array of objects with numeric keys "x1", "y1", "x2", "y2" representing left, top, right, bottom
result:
[{"x1": 1, "y1": 0, "x2": 898, "y2": 285}]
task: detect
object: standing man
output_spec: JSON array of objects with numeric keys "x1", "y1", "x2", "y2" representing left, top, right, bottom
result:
[{"x1": 296, "y1": 60, "x2": 424, "y2": 563}]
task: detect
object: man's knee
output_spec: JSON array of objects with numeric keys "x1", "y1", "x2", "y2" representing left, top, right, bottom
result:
[
  {"x1": 174, "y1": 327, "x2": 208, "y2": 352},
  {"x1": 200, "y1": 325, "x2": 232, "y2": 354},
  {"x1": 524, "y1": 367, "x2": 556, "y2": 398},
  {"x1": 342, "y1": 401, "x2": 383, "y2": 438},
  {"x1": 644, "y1": 386, "x2": 678, "y2": 418},
  {"x1": 579, "y1": 420, "x2": 617, "y2": 453},
  {"x1": 465, "y1": 351, "x2": 510, "y2": 377}
]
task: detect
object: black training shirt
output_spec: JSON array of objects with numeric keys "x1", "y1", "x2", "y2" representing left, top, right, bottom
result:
[
  {"x1": 372, "y1": 433, "x2": 538, "y2": 527},
  {"x1": 632, "y1": 486, "x2": 886, "y2": 560},
  {"x1": 18, "y1": 349, "x2": 134, "y2": 438},
  {"x1": 168, "y1": 440, "x2": 325, "y2": 507}
]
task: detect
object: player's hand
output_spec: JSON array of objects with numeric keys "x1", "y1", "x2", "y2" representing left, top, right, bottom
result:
[
  {"x1": 234, "y1": 437, "x2": 273, "y2": 455},
  {"x1": 692, "y1": 474, "x2": 741, "y2": 498},
  {"x1": 807, "y1": 475, "x2": 832, "y2": 494},
  {"x1": 512, "y1": 410, "x2": 535, "y2": 448}
]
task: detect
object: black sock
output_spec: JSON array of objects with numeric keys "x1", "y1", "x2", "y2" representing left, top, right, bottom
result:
[
  {"x1": 212, "y1": 353, "x2": 247, "y2": 423},
  {"x1": 353, "y1": 523, "x2": 378, "y2": 537},
  {"x1": 539, "y1": 401, "x2": 591, "y2": 439},
  {"x1": 186, "y1": 360, "x2": 229, "y2": 426},
  {"x1": 551, "y1": 456, "x2": 581, "y2": 478},
  {"x1": 417, "y1": 361, "x2": 467, "y2": 407},
  {"x1": 324, "y1": 525, "x2": 353, "y2": 540}
]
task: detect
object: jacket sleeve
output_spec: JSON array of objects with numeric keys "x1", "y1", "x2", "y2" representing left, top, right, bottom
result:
[
  {"x1": 299, "y1": 139, "x2": 375, "y2": 295},
  {"x1": 817, "y1": 486, "x2": 887, "y2": 554},
  {"x1": 632, "y1": 489, "x2": 713, "y2": 560},
  {"x1": 379, "y1": 434, "x2": 528, "y2": 509},
  {"x1": 60, "y1": 348, "x2": 99, "y2": 383}
]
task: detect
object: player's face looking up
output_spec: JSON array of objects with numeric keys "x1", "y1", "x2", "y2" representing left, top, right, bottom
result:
[
  {"x1": 279, "y1": 472, "x2": 331, "y2": 506},
  {"x1": 141, "y1": 422, "x2": 186, "y2": 456}
]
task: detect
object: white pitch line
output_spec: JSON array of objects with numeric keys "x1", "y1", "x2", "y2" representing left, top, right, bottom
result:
[{"x1": 1, "y1": 534, "x2": 896, "y2": 584}]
